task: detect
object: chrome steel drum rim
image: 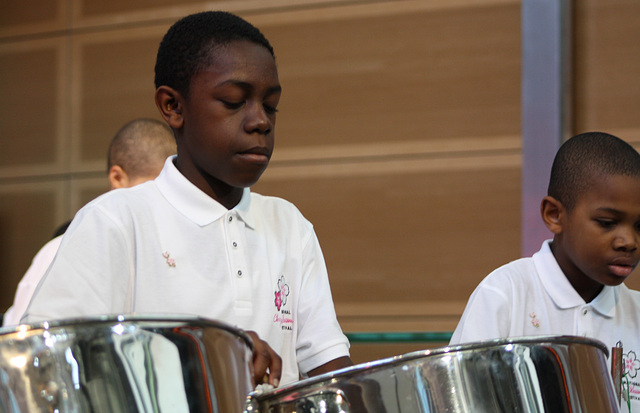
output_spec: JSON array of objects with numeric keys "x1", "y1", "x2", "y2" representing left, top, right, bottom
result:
[
  {"x1": 256, "y1": 334, "x2": 608, "y2": 398},
  {"x1": 247, "y1": 335, "x2": 618, "y2": 413},
  {"x1": 0, "y1": 314, "x2": 256, "y2": 413},
  {"x1": 0, "y1": 314, "x2": 254, "y2": 351}
]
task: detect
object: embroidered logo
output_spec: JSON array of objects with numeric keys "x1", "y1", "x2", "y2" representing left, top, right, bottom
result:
[
  {"x1": 273, "y1": 275, "x2": 293, "y2": 331},
  {"x1": 625, "y1": 351, "x2": 640, "y2": 379},
  {"x1": 622, "y1": 350, "x2": 640, "y2": 404},
  {"x1": 162, "y1": 251, "x2": 176, "y2": 267},
  {"x1": 529, "y1": 312, "x2": 540, "y2": 328},
  {"x1": 274, "y1": 276, "x2": 289, "y2": 311}
]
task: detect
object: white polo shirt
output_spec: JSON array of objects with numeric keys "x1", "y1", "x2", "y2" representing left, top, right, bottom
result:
[
  {"x1": 3, "y1": 235, "x2": 63, "y2": 326},
  {"x1": 450, "y1": 240, "x2": 640, "y2": 411},
  {"x1": 24, "y1": 156, "x2": 350, "y2": 385}
]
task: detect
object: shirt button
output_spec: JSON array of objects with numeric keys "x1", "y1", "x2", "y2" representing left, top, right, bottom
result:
[
  {"x1": 582, "y1": 309, "x2": 588, "y2": 315},
  {"x1": 232, "y1": 241, "x2": 238, "y2": 248},
  {"x1": 237, "y1": 270, "x2": 243, "y2": 277},
  {"x1": 228, "y1": 216, "x2": 233, "y2": 222}
]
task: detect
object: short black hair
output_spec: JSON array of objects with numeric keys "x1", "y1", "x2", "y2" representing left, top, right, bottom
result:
[
  {"x1": 154, "y1": 11, "x2": 274, "y2": 99},
  {"x1": 548, "y1": 131, "x2": 640, "y2": 210}
]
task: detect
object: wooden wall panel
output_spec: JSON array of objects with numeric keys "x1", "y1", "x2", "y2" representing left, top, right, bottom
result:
[
  {"x1": 0, "y1": 48, "x2": 57, "y2": 167},
  {"x1": 0, "y1": 0, "x2": 67, "y2": 38},
  {"x1": 70, "y1": 0, "x2": 365, "y2": 29},
  {"x1": 259, "y1": 167, "x2": 521, "y2": 304},
  {"x1": 76, "y1": 0, "x2": 348, "y2": 17},
  {"x1": 574, "y1": 0, "x2": 640, "y2": 138},
  {"x1": 0, "y1": 183, "x2": 65, "y2": 310},
  {"x1": 79, "y1": 0, "x2": 201, "y2": 15},
  {"x1": 0, "y1": 0, "x2": 60, "y2": 27},
  {"x1": 260, "y1": 2, "x2": 521, "y2": 149},
  {"x1": 350, "y1": 341, "x2": 449, "y2": 365},
  {"x1": 71, "y1": 27, "x2": 169, "y2": 171},
  {"x1": 0, "y1": 39, "x2": 69, "y2": 177}
]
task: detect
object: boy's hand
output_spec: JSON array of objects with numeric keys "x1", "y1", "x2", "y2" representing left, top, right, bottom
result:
[{"x1": 245, "y1": 330, "x2": 282, "y2": 387}]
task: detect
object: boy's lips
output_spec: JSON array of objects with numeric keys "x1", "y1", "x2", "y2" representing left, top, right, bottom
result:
[
  {"x1": 608, "y1": 257, "x2": 638, "y2": 278},
  {"x1": 609, "y1": 264, "x2": 634, "y2": 278},
  {"x1": 238, "y1": 147, "x2": 271, "y2": 163}
]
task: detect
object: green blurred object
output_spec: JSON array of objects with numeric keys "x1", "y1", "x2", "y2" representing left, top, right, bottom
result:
[{"x1": 346, "y1": 331, "x2": 453, "y2": 343}]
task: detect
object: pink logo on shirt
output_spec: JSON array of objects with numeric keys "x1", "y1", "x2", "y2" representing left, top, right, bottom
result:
[
  {"x1": 623, "y1": 351, "x2": 640, "y2": 400},
  {"x1": 274, "y1": 275, "x2": 289, "y2": 311},
  {"x1": 625, "y1": 351, "x2": 640, "y2": 378},
  {"x1": 162, "y1": 251, "x2": 176, "y2": 267},
  {"x1": 273, "y1": 275, "x2": 293, "y2": 331}
]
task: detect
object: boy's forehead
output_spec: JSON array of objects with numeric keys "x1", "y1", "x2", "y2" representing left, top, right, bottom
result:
[
  {"x1": 206, "y1": 40, "x2": 275, "y2": 65},
  {"x1": 574, "y1": 173, "x2": 640, "y2": 210},
  {"x1": 185, "y1": 43, "x2": 280, "y2": 98},
  {"x1": 198, "y1": 42, "x2": 278, "y2": 81}
]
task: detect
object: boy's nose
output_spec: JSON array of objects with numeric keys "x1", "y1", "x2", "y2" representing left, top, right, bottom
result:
[
  {"x1": 245, "y1": 103, "x2": 272, "y2": 135},
  {"x1": 613, "y1": 227, "x2": 639, "y2": 251}
]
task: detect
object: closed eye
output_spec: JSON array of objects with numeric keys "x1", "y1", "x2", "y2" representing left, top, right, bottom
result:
[
  {"x1": 596, "y1": 219, "x2": 616, "y2": 229},
  {"x1": 264, "y1": 104, "x2": 278, "y2": 114},
  {"x1": 221, "y1": 100, "x2": 244, "y2": 110}
]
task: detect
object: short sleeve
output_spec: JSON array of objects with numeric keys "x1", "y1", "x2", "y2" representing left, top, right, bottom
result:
[
  {"x1": 294, "y1": 229, "x2": 350, "y2": 374},
  {"x1": 449, "y1": 278, "x2": 513, "y2": 345}
]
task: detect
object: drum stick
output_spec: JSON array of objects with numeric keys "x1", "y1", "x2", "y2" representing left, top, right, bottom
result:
[{"x1": 611, "y1": 341, "x2": 623, "y2": 406}]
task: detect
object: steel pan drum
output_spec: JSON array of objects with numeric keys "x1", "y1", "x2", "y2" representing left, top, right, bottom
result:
[
  {"x1": 246, "y1": 336, "x2": 619, "y2": 413},
  {"x1": 0, "y1": 315, "x2": 254, "y2": 413}
]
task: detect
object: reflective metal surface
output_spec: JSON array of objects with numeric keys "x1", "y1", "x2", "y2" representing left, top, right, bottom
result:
[
  {"x1": 247, "y1": 336, "x2": 619, "y2": 413},
  {"x1": 0, "y1": 315, "x2": 254, "y2": 413}
]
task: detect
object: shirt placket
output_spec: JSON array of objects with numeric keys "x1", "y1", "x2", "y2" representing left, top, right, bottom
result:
[
  {"x1": 577, "y1": 304, "x2": 593, "y2": 337},
  {"x1": 225, "y1": 212, "x2": 253, "y2": 316}
]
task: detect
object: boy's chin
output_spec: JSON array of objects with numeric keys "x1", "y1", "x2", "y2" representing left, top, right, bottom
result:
[
  {"x1": 237, "y1": 174, "x2": 266, "y2": 188},
  {"x1": 235, "y1": 180, "x2": 259, "y2": 189},
  {"x1": 602, "y1": 276, "x2": 628, "y2": 287}
]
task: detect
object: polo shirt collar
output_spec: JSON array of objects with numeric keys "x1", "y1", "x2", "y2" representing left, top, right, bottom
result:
[
  {"x1": 154, "y1": 156, "x2": 254, "y2": 228},
  {"x1": 533, "y1": 239, "x2": 616, "y2": 318}
]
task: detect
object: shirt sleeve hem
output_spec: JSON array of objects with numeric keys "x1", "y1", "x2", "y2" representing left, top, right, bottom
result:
[{"x1": 298, "y1": 341, "x2": 351, "y2": 374}]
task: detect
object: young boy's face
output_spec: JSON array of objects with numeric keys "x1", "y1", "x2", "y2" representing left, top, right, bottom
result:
[
  {"x1": 555, "y1": 174, "x2": 640, "y2": 299},
  {"x1": 176, "y1": 40, "x2": 281, "y2": 197}
]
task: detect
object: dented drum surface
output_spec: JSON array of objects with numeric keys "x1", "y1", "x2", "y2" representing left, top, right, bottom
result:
[
  {"x1": 246, "y1": 335, "x2": 619, "y2": 413},
  {"x1": 0, "y1": 315, "x2": 254, "y2": 413}
]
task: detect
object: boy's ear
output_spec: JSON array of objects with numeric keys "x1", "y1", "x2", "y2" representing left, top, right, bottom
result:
[
  {"x1": 540, "y1": 195, "x2": 564, "y2": 234},
  {"x1": 155, "y1": 86, "x2": 184, "y2": 129},
  {"x1": 108, "y1": 165, "x2": 129, "y2": 190}
]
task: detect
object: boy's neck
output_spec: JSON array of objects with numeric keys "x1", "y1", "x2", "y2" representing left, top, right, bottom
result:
[
  {"x1": 572, "y1": 281, "x2": 604, "y2": 303},
  {"x1": 204, "y1": 181, "x2": 244, "y2": 210},
  {"x1": 174, "y1": 158, "x2": 244, "y2": 209},
  {"x1": 549, "y1": 240, "x2": 604, "y2": 303}
]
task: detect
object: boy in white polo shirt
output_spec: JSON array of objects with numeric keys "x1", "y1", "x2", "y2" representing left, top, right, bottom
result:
[
  {"x1": 24, "y1": 11, "x2": 352, "y2": 387},
  {"x1": 450, "y1": 132, "x2": 640, "y2": 412}
]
